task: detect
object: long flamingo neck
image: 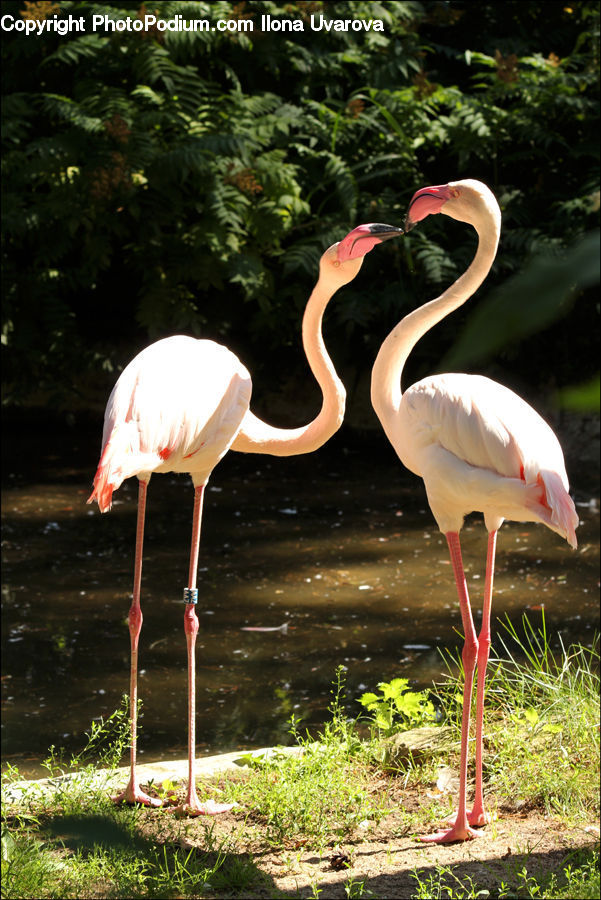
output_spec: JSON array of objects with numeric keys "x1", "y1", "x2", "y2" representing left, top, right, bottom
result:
[
  {"x1": 371, "y1": 213, "x2": 499, "y2": 428},
  {"x1": 231, "y1": 277, "x2": 346, "y2": 456}
]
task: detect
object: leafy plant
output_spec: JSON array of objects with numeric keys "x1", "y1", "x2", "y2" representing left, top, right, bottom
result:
[{"x1": 358, "y1": 677, "x2": 436, "y2": 736}]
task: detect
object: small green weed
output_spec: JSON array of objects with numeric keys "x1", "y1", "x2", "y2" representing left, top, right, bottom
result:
[
  {"x1": 410, "y1": 847, "x2": 600, "y2": 899},
  {"x1": 357, "y1": 677, "x2": 436, "y2": 737},
  {"x1": 344, "y1": 874, "x2": 376, "y2": 898},
  {"x1": 411, "y1": 863, "x2": 492, "y2": 898},
  {"x1": 545, "y1": 846, "x2": 600, "y2": 899},
  {"x1": 42, "y1": 693, "x2": 131, "y2": 778}
]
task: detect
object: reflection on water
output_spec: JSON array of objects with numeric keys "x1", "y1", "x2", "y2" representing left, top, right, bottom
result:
[{"x1": 2, "y1": 426, "x2": 599, "y2": 778}]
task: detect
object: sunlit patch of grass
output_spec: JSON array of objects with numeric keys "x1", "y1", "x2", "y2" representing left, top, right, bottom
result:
[
  {"x1": 222, "y1": 666, "x2": 392, "y2": 849},
  {"x1": 433, "y1": 613, "x2": 600, "y2": 822},
  {"x1": 483, "y1": 615, "x2": 599, "y2": 820},
  {"x1": 223, "y1": 738, "x2": 390, "y2": 850}
]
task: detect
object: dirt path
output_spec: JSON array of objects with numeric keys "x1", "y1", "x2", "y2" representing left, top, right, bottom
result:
[{"x1": 175, "y1": 784, "x2": 599, "y2": 898}]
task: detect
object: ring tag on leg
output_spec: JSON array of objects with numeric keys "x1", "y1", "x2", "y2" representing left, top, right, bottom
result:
[{"x1": 183, "y1": 588, "x2": 198, "y2": 605}]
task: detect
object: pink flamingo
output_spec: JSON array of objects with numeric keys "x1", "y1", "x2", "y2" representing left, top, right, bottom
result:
[
  {"x1": 88, "y1": 222, "x2": 402, "y2": 815},
  {"x1": 371, "y1": 179, "x2": 578, "y2": 842}
]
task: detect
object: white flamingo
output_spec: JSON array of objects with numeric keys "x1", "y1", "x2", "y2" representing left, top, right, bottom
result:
[
  {"x1": 89, "y1": 222, "x2": 402, "y2": 815},
  {"x1": 371, "y1": 179, "x2": 578, "y2": 841}
]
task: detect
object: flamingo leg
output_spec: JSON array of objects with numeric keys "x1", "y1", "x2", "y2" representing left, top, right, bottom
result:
[
  {"x1": 175, "y1": 484, "x2": 234, "y2": 817},
  {"x1": 113, "y1": 478, "x2": 161, "y2": 807},
  {"x1": 468, "y1": 528, "x2": 497, "y2": 827},
  {"x1": 419, "y1": 531, "x2": 479, "y2": 842}
]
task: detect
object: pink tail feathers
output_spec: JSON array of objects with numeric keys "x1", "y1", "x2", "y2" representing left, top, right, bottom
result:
[
  {"x1": 87, "y1": 422, "x2": 142, "y2": 513},
  {"x1": 529, "y1": 469, "x2": 579, "y2": 549},
  {"x1": 88, "y1": 442, "x2": 118, "y2": 513}
]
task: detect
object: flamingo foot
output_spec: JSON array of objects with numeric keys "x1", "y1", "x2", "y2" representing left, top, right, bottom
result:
[
  {"x1": 418, "y1": 822, "x2": 481, "y2": 843},
  {"x1": 443, "y1": 807, "x2": 492, "y2": 827},
  {"x1": 172, "y1": 797, "x2": 235, "y2": 818},
  {"x1": 467, "y1": 808, "x2": 491, "y2": 827},
  {"x1": 112, "y1": 783, "x2": 162, "y2": 808}
]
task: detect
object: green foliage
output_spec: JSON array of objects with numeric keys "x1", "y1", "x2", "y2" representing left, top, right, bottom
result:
[
  {"x1": 358, "y1": 677, "x2": 436, "y2": 735},
  {"x1": 557, "y1": 374, "x2": 600, "y2": 411},
  {"x1": 1, "y1": 1, "x2": 599, "y2": 404},
  {"x1": 222, "y1": 666, "x2": 388, "y2": 847},
  {"x1": 437, "y1": 611, "x2": 600, "y2": 822}
]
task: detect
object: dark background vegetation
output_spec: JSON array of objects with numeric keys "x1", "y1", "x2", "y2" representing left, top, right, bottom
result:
[{"x1": 2, "y1": 0, "x2": 599, "y2": 426}]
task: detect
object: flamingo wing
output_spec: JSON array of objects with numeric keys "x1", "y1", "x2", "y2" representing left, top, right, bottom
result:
[
  {"x1": 89, "y1": 337, "x2": 252, "y2": 511},
  {"x1": 398, "y1": 373, "x2": 578, "y2": 545}
]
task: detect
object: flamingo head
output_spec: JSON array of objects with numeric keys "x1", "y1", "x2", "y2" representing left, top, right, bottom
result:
[
  {"x1": 404, "y1": 183, "x2": 455, "y2": 231},
  {"x1": 319, "y1": 223, "x2": 403, "y2": 287},
  {"x1": 404, "y1": 179, "x2": 499, "y2": 231},
  {"x1": 336, "y1": 223, "x2": 404, "y2": 262}
]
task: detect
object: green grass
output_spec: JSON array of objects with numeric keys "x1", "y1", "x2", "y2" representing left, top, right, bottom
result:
[
  {"x1": 409, "y1": 846, "x2": 600, "y2": 899},
  {"x1": 1, "y1": 702, "x2": 267, "y2": 899},
  {"x1": 438, "y1": 613, "x2": 600, "y2": 821},
  {"x1": 1, "y1": 795, "x2": 264, "y2": 899},
  {"x1": 219, "y1": 668, "x2": 391, "y2": 850},
  {"x1": 2, "y1": 626, "x2": 598, "y2": 899}
]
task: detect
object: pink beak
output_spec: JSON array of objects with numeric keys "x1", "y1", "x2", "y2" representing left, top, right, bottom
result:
[
  {"x1": 405, "y1": 184, "x2": 453, "y2": 231},
  {"x1": 337, "y1": 223, "x2": 403, "y2": 262}
]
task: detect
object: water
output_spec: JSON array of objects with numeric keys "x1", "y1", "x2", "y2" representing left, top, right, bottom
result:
[{"x1": 2, "y1": 424, "x2": 598, "y2": 778}]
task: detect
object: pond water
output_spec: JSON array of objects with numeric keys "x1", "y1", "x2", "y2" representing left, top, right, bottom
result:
[{"x1": 2, "y1": 423, "x2": 599, "y2": 779}]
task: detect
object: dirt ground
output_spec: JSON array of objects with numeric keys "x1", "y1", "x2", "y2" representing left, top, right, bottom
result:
[{"x1": 165, "y1": 781, "x2": 600, "y2": 899}]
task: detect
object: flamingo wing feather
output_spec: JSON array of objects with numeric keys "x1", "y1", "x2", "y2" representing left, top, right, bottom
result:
[
  {"x1": 397, "y1": 373, "x2": 577, "y2": 544},
  {"x1": 89, "y1": 337, "x2": 251, "y2": 512}
]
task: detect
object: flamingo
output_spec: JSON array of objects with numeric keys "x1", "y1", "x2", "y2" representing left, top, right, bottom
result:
[
  {"x1": 88, "y1": 222, "x2": 402, "y2": 815},
  {"x1": 371, "y1": 179, "x2": 578, "y2": 842}
]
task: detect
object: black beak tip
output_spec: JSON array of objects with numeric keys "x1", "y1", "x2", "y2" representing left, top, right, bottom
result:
[{"x1": 368, "y1": 224, "x2": 404, "y2": 241}]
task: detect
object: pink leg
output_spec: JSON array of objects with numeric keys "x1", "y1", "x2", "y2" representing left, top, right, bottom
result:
[
  {"x1": 420, "y1": 532, "x2": 479, "y2": 842},
  {"x1": 113, "y1": 478, "x2": 161, "y2": 807},
  {"x1": 468, "y1": 529, "x2": 497, "y2": 827},
  {"x1": 175, "y1": 484, "x2": 234, "y2": 817}
]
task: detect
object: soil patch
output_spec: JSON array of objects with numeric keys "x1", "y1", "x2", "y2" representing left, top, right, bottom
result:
[{"x1": 141, "y1": 780, "x2": 599, "y2": 899}]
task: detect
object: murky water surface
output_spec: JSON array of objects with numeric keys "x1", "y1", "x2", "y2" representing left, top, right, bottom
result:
[{"x1": 2, "y1": 427, "x2": 599, "y2": 778}]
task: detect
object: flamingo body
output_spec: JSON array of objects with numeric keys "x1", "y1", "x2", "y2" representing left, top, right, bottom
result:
[
  {"x1": 395, "y1": 373, "x2": 578, "y2": 543},
  {"x1": 90, "y1": 337, "x2": 252, "y2": 512}
]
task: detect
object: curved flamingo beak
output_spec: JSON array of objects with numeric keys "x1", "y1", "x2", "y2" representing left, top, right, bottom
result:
[
  {"x1": 337, "y1": 223, "x2": 403, "y2": 262},
  {"x1": 404, "y1": 184, "x2": 453, "y2": 231}
]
